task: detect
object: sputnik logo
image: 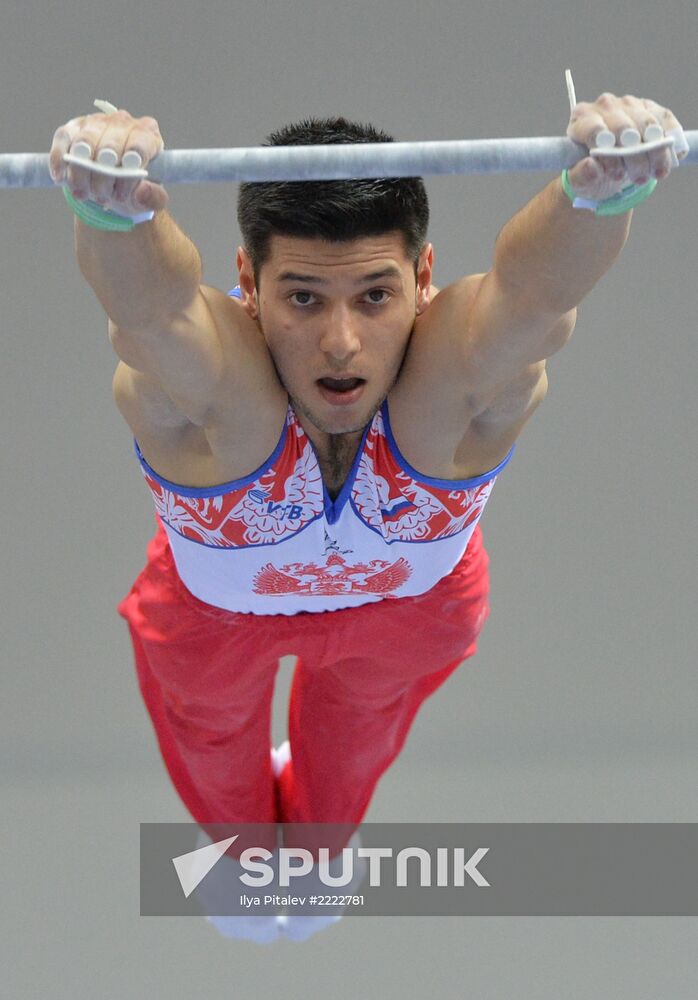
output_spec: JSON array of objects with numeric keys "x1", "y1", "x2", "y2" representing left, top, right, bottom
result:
[{"x1": 172, "y1": 835, "x2": 239, "y2": 898}]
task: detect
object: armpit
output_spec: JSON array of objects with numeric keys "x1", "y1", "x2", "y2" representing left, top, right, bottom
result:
[{"x1": 471, "y1": 361, "x2": 549, "y2": 431}]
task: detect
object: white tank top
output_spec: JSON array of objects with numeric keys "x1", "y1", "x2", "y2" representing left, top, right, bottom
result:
[{"x1": 133, "y1": 393, "x2": 515, "y2": 616}]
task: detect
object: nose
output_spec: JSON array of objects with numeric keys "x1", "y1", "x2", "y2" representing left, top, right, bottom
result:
[{"x1": 318, "y1": 306, "x2": 362, "y2": 362}]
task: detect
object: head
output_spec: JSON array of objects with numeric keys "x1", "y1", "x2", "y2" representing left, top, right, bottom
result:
[{"x1": 235, "y1": 116, "x2": 433, "y2": 439}]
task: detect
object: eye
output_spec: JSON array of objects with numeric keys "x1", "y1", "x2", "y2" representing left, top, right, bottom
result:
[
  {"x1": 289, "y1": 291, "x2": 317, "y2": 307},
  {"x1": 366, "y1": 289, "x2": 391, "y2": 305}
]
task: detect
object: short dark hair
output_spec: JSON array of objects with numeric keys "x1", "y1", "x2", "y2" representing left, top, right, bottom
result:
[{"x1": 237, "y1": 116, "x2": 430, "y2": 289}]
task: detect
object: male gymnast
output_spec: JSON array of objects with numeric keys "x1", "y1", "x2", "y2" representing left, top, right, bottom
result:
[{"x1": 49, "y1": 89, "x2": 686, "y2": 942}]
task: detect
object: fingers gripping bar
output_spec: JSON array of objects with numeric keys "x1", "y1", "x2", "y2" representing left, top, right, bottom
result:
[
  {"x1": 60, "y1": 100, "x2": 148, "y2": 179},
  {"x1": 564, "y1": 69, "x2": 683, "y2": 164},
  {"x1": 1, "y1": 100, "x2": 696, "y2": 190}
]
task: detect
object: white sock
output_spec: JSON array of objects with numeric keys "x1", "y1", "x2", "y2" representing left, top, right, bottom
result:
[
  {"x1": 271, "y1": 742, "x2": 367, "y2": 942},
  {"x1": 194, "y1": 827, "x2": 283, "y2": 945},
  {"x1": 276, "y1": 830, "x2": 368, "y2": 942}
]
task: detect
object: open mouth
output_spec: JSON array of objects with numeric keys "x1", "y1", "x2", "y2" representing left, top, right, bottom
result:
[
  {"x1": 316, "y1": 377, "x2": 367, "y2": 405},
  {"x1": 318, "y1": 377, "x2": 365, "y2": 393}
]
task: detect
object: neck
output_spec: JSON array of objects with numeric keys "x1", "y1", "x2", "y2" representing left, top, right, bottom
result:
[
  {"x1": 322, "y1": 431, "x2": 362, "y2": 469},
  {"x1": 289, "y1": 395, "x2": 367, "y2": 460}
]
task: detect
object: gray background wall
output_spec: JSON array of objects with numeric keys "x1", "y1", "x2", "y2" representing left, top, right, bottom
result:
[{"x1": 1, "y1": 0, "x2": 696, "y2": 996}]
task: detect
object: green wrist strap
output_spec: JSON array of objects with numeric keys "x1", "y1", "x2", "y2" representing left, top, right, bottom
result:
[
  {"x1": 561, "y1": 168, "x2": 657, "y2": 216},
  {"x1": 62, "y1": 187, "x2": 138, "y2": 231}
]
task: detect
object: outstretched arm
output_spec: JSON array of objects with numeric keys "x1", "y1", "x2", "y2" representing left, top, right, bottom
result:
[
  {"x1": 492, "y1": 91, "x2": 686, "y2": 314},
  {"x1": 50, "y1": 106, "x2": 202, "y2": 332},
  {"x1": 423, "y1": 89, "x2": 688, "y2": 412},
  {"x1": 51, "y1": 104, "x2": 290, "y2": 441}
]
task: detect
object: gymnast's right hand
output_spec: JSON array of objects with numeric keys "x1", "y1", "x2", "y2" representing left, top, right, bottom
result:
[{"x1": 48, "y1": 107, "x2": 168, "y2": 215}]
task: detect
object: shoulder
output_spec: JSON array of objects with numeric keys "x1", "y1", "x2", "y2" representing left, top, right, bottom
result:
[
  {"x1": 407, "y1": 273, "x2": 557, "y2": 472},
  {"x1": 425, "y1": 269, "x2": 576, "y2": 427},
  {"x1": 200, "y1": 283, "x2": 261, "y2": 340},
  {"x1": 199, "y1": 284, "x2": 286, "y2": 408}
]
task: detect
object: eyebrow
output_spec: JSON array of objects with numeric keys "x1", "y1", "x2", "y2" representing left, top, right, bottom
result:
[{"x1": 276, "y1": 266, "x2": 403, "y2": 286}]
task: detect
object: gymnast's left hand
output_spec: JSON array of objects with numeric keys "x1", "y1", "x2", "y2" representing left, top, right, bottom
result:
[{"x1": 564, "y1": 92, "x2": 688, "y2": 201}]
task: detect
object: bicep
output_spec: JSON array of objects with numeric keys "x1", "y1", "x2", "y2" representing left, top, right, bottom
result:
[
  {"x1": 452, "y1": 268, "x2": 576, "y2": 414},
  {"x1": 108, "y1": 284, "x2": 226, "y2": 428}
]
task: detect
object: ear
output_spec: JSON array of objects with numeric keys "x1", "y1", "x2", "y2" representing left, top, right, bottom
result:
[
  {"x1": 236, "y1": 246, "x2": 259, "y2": 317},
  {"x1": 416, "y1": 243, "x2": 434, "y2": 313}
]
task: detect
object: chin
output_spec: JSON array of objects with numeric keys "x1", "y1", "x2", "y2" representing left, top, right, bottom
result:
[
  {"x1": 314, "y1": 410, "x2": 369, "y2": 436},
  {"x1": 295, "y1": 389, "x2": 380, "y2": 437}
]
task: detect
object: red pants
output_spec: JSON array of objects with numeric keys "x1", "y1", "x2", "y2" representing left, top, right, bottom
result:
[{"x1": 117, "y1": 514, "x2": 491, "y2": 857}]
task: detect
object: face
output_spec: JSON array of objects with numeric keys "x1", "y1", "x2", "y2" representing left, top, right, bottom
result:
[{"x1": 236, "y1": 232, "x2": 433, "y2": 446}]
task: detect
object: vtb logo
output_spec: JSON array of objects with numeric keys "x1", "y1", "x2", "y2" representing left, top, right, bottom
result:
[{"x1": 249, "y1": 488, "x2": 304, "y2": 520}]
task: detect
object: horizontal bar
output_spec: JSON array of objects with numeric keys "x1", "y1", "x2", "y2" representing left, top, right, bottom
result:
[{"x1": 2, "y1": 132, "x2": 698, "y2": 189}]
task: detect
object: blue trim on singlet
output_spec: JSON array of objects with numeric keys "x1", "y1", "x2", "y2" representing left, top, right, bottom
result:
[
  {"x1": 381, "y1": 397, "x2": 516, "y2": 488},
  {"x1": 228, "y1": 285, "x2": 242, "y2": 298},
  {"x1": 303, "y1": 416, "x2": 375, "y2": 527},
  {"x1": 132, "y1": 406, "x2": 289, "y2": 497}
]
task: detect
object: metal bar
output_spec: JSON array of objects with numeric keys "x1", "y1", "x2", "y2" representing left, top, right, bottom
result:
[{"x1": 2, "y1": 133, "x2": 698, "y2": 189}]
